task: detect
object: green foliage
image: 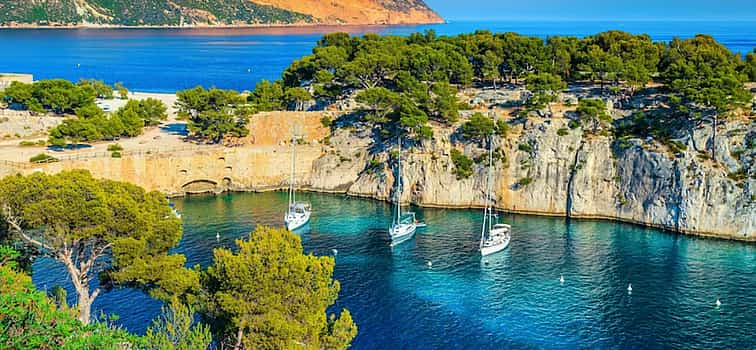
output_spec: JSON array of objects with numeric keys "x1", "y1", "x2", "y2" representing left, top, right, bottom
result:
[
  {"x1": 77, "y1": 79, "x2": 113, "y2": 99},
  {"x1": 461, "y1": 113, "x2": 495, "y2": 142},
  {"x1": 660, "y1": 35, "x2": 750, "y2": 115},
  {"x1": 248, "y1": 80, "x2": 285, "y2": 111},
  {"x1": 517, "y1": 143, "x2": 533, "y2": 153},
  {"x1": 450, "y1": 148, "x2": 474, "y2": 179},
  {"x1": 143, "y1": 301, "x2": 212, "y2": 350},
  {"x1": 107, "y1": 143, "x2": 123, "y2": 151},
  {"x1": 3, "y1": 79, "x2": 96, "y2": 114},
  {"x1": 576, "y1": 98, "x2": 612, "y2": 133},
  {"x1": 18, "y1": 140, "x2": 46, "y2": 147},
  {"x1": 727, "y1": 168, "x2": 748, "y2": 182},
  {"x1": 29, "y1": 153, "x2": 58, "y2": 163},
  {"x1": 518, "y1": 177, "x2": 534, "y2": 187},
  {"x1": 121, "y1": 98, "x2": 168, "y2": 126},
  {"x1": 48, "y1": 103, "x2": 146, "y2": 145},
  {"x1": 356, "y1": 87, "x2": 401, "y2": 123},
  {"x1": 111, "y1": 151, "x2": 122, "y2": 158},
  {"x1": 284, "y1": 86, "x2": 313, "y2": 111},
  {"x1": 526, "y1": 72, "x2": 567, "y2": 108},
  {"x1": 114, "y1": 82, "x2": 128, "y2": 99},
  {"x1": 0, "y1": 0, "x2": 313, "y2": 26},
  {"x1": 0, "y1": 265, "x2": 137, "y2": 349},
  {"x1": 320, "y1": 115, "x2": 332, "y2": 128},
  {"x1": 0, "y1": 170, "x2": 198, "y2": 324},
  {"x1": 200, "y1": 226, "x2": 357, "y2": 349},
  {"x1": 176, "y1": 86, "x2": 250, "y2": 143},
  {"x1": 557, "y1": 127, "x2": 569, "y2": 136}
]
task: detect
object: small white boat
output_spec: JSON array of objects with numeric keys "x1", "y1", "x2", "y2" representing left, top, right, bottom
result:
[
  {"x1": 479, "y1": 127, "x2": 511, "y2": 257},
  {"x1": 284, "y1": 132, "x2": 312, "y2": 231},
  {"x1": 389, "y1": 137, "x2": 417, "y2": 245},
  {"x1": 168, "y1": 202, "x2": 181, "y2": 219},
  {"x1": 285, "y1": 202, "x2": 311, "y2": 230}
]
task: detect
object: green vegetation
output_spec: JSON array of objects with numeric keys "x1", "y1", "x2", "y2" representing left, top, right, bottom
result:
[
  {"x1": 460, "y1": 113, "x2": 508, "y2": 143},
  {"x1": 450, "y1": 148, "x2": 474, "y2": 179},
  {"x1": 176, "y1": 86, "x2": 251, "y2": 143},
  {"x1": 0, "y1": 173, "x2": 356, "y2": 348},
  {"x1": 576, "y1": 98, "x2": 611, "y2": 133},
  {"x1": 107, "y1": 143, "x2": 123, "y2": 151},
  {"x1": 518, "y1": 143, "x2": 533, "y2": 153},
  {"x1": 18, "y1": 140, "x2": 46, "y2": 147},
  {"x1": 525, "y1": 72, "x2": 567, "y2": 111},
  {"x1": 48, "y1": 103, "x2": 145, "y2": 146},
  {"x1": 3, "y1": 79, "x2": 97, "y2": 114},
  {"x1": 518, "y1": 177, "x2": 534, "y2": 187},
  {"x1": 0, "y1": 171, "x2": 196, "y2": 324},
  {"x1": 111, "y1": 151, "x2": 122, "y2": 158},
  {"x1": 0, "y1": 0, "x2": 313, "y2": 26},
  {"x1": 557, "y1": 127, "x2": 569, "y2": 136},
  {"x1": 121, "y1": 98, "x2": 168, "y2": 126},
  {"x1": 77, "y1": 79, "x2": 113, "y2": 99},
  {"x1": 201, "y1": 226, "x2": 357, "y2": 349},
  {"x1": 28, "y1": 153, "x2": 57, "y2": 163},
  {"x1": 0, "y1": 248, "x2": 138, "y2": 349}
]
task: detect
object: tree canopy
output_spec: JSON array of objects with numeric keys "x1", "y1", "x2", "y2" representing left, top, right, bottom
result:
[
  {"x1": 176, "y1": 86, "x2": 251, "y2": 143},
  {"x1": 200, "y1": 225, "x2": 357, "y2": 349},
  {"x1": 0, "y1": 170, "x2": 198, "y2": 324}
]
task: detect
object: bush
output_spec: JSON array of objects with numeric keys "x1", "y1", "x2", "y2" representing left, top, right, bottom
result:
[
  {"x1": 727, "y1": 168, "x2": 747, "y2": 182},
  {"x1": 107, "y1": 143, "x2": 123, "y2": 152},
  {"x1": 111, "y1": 151, "x2": 122, "y2": 158},
  {"x1": 517, "y1": 177, "x2": 533, "y2": 187},
  {"x1": 450, "y1": 148, "x2": 474, "y2": 180},
  {"x1": 518, "y1": 143, "x2": 533, "y2": 153},
  {"x1": 29, "y1": 153, "x2": 58, "y2": 163},
  {"x1": 320, "y1": 115, "x2": 332, "y2": 128},
  {"x1": 557, "y1": 128, "x2": 569, "y2": 136},
  {"x1": 19, "y1": 140, "x2": 45, "y2": 147}
]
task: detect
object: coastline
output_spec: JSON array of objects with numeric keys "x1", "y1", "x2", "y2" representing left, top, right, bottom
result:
[{"x1": 0, "y1": 20, "x2": 445, "y2": 30}]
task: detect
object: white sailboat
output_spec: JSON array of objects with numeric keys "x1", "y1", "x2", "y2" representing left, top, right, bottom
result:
[
  {"x1": 284, "y1": 134, "x2": 311, "y2": 231},
  {"x1": 480, "y1": 133, "x2": 511, "y2": 256},
  {"x1": 389, "y1": 137, "x2": 417, "y2": 246}
]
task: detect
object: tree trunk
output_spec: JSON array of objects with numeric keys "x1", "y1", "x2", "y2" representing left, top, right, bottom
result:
[
  {"x1": 233, "y1": 328, "x2": 244, "y2": 350},
  {"x1": 77, "y1": 293, "x2": 92, "y2": 324}
]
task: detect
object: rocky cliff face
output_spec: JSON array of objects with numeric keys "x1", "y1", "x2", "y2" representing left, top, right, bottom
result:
[
  {"x1": 5, "y1": 112, "x2": 752, "y2": 240},
  {"x1": 0, "y1": 0, "x2": 442, "y2": 26},
  {"x1": 306, "y1": 117, "x2": 755, "y2": 240}
]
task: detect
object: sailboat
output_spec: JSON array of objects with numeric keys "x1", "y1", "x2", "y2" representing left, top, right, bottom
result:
[
  {"x1": 480, "y1": 132, "x2": 511, "y2": 256},
  {"x1": 284, "y1": 134, "x2": 311, "y2": 231},
  {"x1": 389, "y1": 137, "x2": 417, "y2": 246}
]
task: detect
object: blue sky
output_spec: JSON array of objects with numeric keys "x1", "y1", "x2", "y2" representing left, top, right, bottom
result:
[{"x1": 424, "y1": 0, "x2": 756, "y2": 21}]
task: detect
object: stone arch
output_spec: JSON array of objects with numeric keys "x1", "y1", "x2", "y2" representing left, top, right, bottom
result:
[{"x1": 182, "y1": 179, "x2": 218, "y2": 194}]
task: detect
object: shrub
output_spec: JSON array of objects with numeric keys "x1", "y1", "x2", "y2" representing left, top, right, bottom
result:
[
  {"x1": 518, "y1": 143, "x2": 533, "y2": 153},
  {"x1": 727, "y1": 168, "x2": 747, "y2": 182},
  {"x1": 450, "y1": 148, "x2": 473, "y2": 180},
  {"x1": 517, "y1": 177, "x2": 533, "y2": 187},
  {"x1": 557, "y1": 128, "x2": 569, "y2": 136},
  {"x1": 29, "y1": 153, "x2": 58, "y2": 163},
  {"x1": 19, "y1": 140, "x2": 45, "y2": 147},
  {"x1": 320, "y1": 115, "x2": 332, "y2": 128},
  {"x1": 111, "y1": 151, "x2": 122, "y2": 158},
  {"x1": 107, "y1": 143, "x2": 123, "y2": 152}
]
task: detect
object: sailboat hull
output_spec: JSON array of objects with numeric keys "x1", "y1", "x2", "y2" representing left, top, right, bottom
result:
[
  {"x1": 389, "y1": 224, "x2": 416, "y2": 246},
  {"x1": 285, "y1": 210, "x2": 311, "y2": 231},
  {"x1": 480, "y1": 234, "x2": 510, "y2": 256}
]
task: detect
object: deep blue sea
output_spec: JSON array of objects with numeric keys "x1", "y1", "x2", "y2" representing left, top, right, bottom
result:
[
  {"x1": 1, "y1": 20, "x2": 755, "y2": 93},
  {"x1": 32, "y1": 192, "x2": 756, "y2": 349}
]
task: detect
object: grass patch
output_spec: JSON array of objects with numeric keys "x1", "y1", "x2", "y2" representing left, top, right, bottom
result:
[
  {"x1": 111, "y1": 151, "x2": 122, "y2": 158},
  {"x1": 19, "y1": 140, "x2": 46, "y2": 147},
  {"x1": 107, "y1": 143, "x2": 123, "y2": 152},
  {"x1": 29, "y1": 153, "x2": 58, "y2": 163}
]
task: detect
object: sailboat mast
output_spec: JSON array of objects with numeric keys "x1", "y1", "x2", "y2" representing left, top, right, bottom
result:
[
  {"x1": 289, "y1": 134, "x2": 296, "y2": 207},
  {"x1": 396, "y1": 137, "x2": 402, "y2": 225},
  {"x1": 487, "y1": 132, "x2": 494, "y2": 234}
]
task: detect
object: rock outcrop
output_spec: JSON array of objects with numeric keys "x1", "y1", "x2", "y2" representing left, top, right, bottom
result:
[{"x1": 3, "y1": 112, "x2": 753, "y2": 241}]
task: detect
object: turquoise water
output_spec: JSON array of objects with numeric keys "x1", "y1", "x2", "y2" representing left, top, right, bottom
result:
[
  {"x1": 1, "y1": 20, "x2": 755, "y2": 93},
  {"x1": 32, "y1": 192, "x2": 756, "y2": 349}
]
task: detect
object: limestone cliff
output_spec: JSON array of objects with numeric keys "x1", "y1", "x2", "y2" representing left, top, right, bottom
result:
[{"x1": 3, "y1": 112, "x2": 753, "y2": 241}]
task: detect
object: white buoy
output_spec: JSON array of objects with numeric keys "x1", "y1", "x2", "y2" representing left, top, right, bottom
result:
[
  {"x1": 484, "y1": 259, "x2": 489, "y2": 265},
  {"x1": 76, "y1": 63, "x2": 81, "y2": 68},
  {"x1": 332, "y1": 249, "x2": 338, "y2": 256},
  {"x1": 716, "y1": 299, "x2": 721, "y2": 307},
  {"x1": 247, "y1": 68, "x2": 251, "y2": 73},
  {"x1": 427, "y1": 261, "x2": 432, "y2": 268},
  {"x1": 560, "y1": 274, "x2": 565, "y2": 284},
  {"x1": 627, "y1": 283, "x2": 633, "y2": 293},
  {"x1": 215, "y1": 232, "x2": 220, "y2": 241}
]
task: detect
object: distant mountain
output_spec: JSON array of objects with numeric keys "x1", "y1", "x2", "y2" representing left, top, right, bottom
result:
[{"x1": 0, "y1": 0, "x2": 443, "y2": 27}]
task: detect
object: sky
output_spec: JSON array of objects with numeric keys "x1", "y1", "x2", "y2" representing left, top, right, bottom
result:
[{"x1": 424, "y1": 0, "x2": 756, "y2": 21}]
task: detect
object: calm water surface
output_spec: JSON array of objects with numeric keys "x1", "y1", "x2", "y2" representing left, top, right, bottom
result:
[
  {"x1": 32, "y1": 192, "x2": 756, "y2": 349},
  {"x1": 2, "y1": 20, "x2": 755, "y2": 92}
]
